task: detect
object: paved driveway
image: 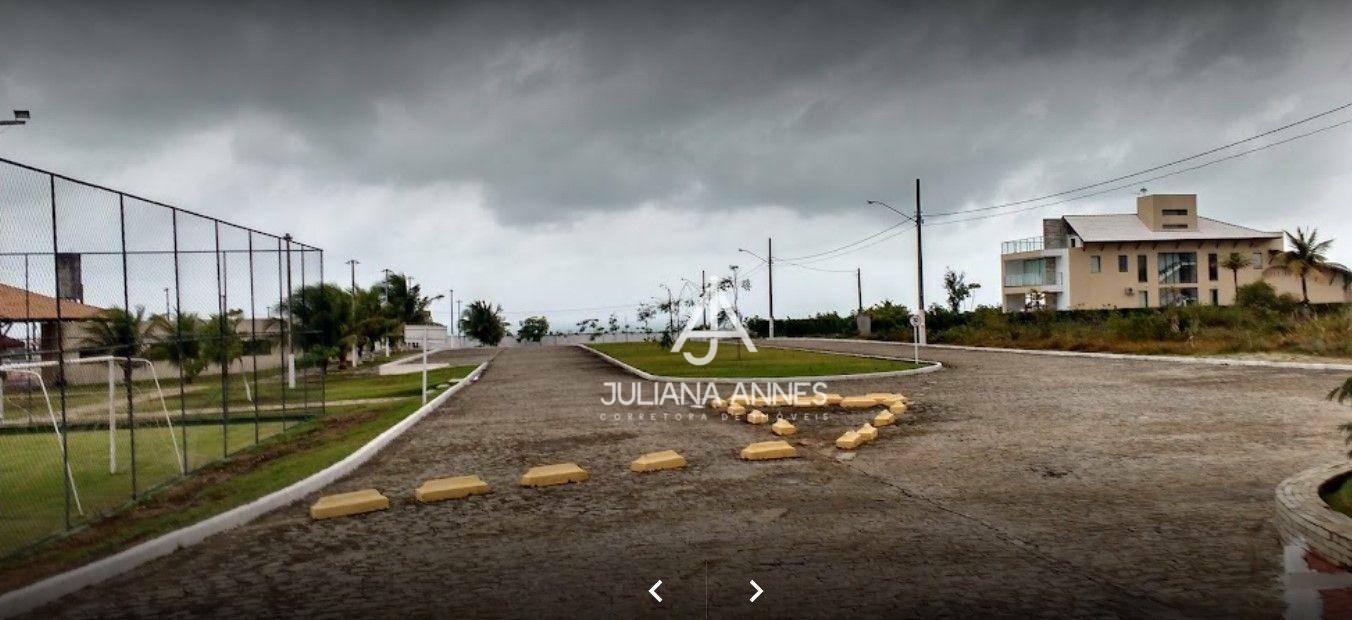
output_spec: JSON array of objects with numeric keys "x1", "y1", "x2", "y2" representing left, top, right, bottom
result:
[{"x1": 28, "y1": 342, "x2": 1352, "y2": 618}]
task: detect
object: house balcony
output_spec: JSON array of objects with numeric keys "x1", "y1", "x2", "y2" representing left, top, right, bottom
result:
[
  {"x1": 1003, "y1": 271, "x2": 1063, "y2": 288},
  {"x1": 1001, "y1": 235, "x2": 1067, "y2": 255}
]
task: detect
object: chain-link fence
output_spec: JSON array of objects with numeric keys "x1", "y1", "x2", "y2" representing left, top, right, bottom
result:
[{"x1": 0, "y1": 156, "x2": 325, "y2": 558}]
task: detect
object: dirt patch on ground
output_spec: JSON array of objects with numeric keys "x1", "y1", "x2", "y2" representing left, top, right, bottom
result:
[{"x1": 25, "y1": 342, "x2": 1352, "y2": 617}]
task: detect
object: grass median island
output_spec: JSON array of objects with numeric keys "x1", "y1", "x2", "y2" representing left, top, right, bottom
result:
[
  {"x1": 0, "y1": 363, "x2": 479, "y2": 592},
  {"x1": 589, "y1": 341, "x2": 923, "y2": 378}
]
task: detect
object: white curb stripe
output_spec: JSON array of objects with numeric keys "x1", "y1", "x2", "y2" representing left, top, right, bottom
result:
[{"x1": 0, "y1": 360, "x2": 491, "y2": 619}]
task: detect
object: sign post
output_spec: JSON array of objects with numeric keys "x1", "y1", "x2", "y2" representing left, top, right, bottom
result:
[{"x1": 908, "y1": 314, "x2": 922, "y2": 364}]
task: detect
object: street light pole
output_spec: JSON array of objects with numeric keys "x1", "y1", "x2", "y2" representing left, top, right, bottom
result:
[
  {"x1": 915, "y1": 178, "x2": 926, "y2": 344},
  {"x1": 867, "y1": 186, "x2": 926, "y2": 345},
  {"x1": 767, "y1": 237, "x2": 774, "y2": 339}
]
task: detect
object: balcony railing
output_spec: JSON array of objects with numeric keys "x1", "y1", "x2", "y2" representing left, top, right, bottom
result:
[
  {"x1": 1001, "y1": 235, "x2": 1067, "y2": 254},
  {"x1": 1003, "y1": 271, "x2": 1063, "y2": 287}
]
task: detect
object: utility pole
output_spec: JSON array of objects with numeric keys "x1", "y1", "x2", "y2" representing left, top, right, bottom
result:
[
  {"x1": 767, "y1": 237, "x2": 774, "y2": 339},
  {"x1": 701, "y1": 269, "x2": 707, "y2": 328},
  {"x1": 915, "y1": 178, "x2": 926, "y2": 345},
  {"x1": 449, "y1": 289, "x2": 455, "y2": 338},
  {"x1": 856, "y1": 268, "x2": 863, "y2": 314}
]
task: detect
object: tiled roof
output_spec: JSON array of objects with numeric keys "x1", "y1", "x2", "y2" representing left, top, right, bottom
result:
[
  {"x1": 0, "y1": 283, "x2": 106, "y2": 320},
  {"x1": 1062, "y1": 214, "x2": 1281, "y2": 243}
]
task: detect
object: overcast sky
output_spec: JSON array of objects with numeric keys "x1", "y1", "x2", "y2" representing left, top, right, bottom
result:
[{"x1": 2, "y1": 1, "x2": 1350, "y2": 329}]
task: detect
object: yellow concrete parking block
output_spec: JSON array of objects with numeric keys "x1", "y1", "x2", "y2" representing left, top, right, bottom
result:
[
  {"x1": 747, "y1": 410, "x2": 769, "y2": 425},
  {"x1": 873, "y1": 410, "x2": 896, "y2": 427},
  {"x1": 415, "y1": 475, "x2": 490, "y2": 503},
  {"x1": 740, "y1": 440, "x2": 799, "y2": 460},
  {"x1": 630, "y1": 449, "x2": 687, "y2": 473},
  {"x1": 772, "y1": 418, "x2": 797, "y2": 436},
  {"x1": 857, "y1": 423, "x2": 878, "y2": 443},
  {"x1": 836, "y1": 430, "x2": 863, "y2": 450},
  {"x1": 840, "y1": 396, "x2": 877, "y2": 409},
  {"x1": 521, "y1": 463, "x2": 590, "y2": 487},
  {"x1": 865, "y1": 392, "x2": 905, "y2": 406},
  {"x1": 310, "y1": 489, "x2": 390, "y2": 520}
]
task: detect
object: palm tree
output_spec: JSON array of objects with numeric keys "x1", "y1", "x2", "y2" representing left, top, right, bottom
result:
[
  {"x1": 1266, "y1": 228, "x2": 1352, "y2": 305},
  {"x1": 147, "y1": 312, "x2": 208, "y2": 383},
  {"x1": 459, "y1": 300, "x2": 506, "y2": 346},
  {"x1": 373, "y1": 273, "x2": 436, "y2": 325},
  {"x1": 81, "y1": 307, "x2": 148, "y2": 369},
  {"x1": 1220, "y1": 252, "x2": 1250, "y2": 292},
  {"x1": 200, "y1": 310, "x2": 246, "y2": 375}
]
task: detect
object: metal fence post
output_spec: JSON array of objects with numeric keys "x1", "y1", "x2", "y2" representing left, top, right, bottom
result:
[
  {"x1": 214, "y1": 222, "x2": 228, "y2": 459},
  {"x1": 118, "y1": 194, "x2": 138, "y2": 496},
  {"x1": 171, "y1": 209, "x2": 188, "y2": 474},
  {"x1": 248, "y1": 233, "x2": 260, "y2": 444},
  {"x1": 319, "y1": 249, "x2": 326, "y2": 417},
  {"x1": 48, "y1": 174, "x2": 71, "y2": 529}
]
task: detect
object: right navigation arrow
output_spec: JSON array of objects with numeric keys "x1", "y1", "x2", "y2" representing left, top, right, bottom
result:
[{"x1": 748, "y1": 580, "x2": 763, "y2": 603}]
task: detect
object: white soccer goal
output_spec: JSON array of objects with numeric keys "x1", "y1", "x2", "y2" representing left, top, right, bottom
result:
[{"x1": 0, "y1": 355, "x2": 185, "y2": 501}]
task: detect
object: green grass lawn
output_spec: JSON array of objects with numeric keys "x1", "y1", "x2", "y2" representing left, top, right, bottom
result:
[
  {"x1": 0, "y1": 362, "x2": 479, "y2": 566},
  {"x1": 0, "y1": 422, "x2": 286, "y2": 558},
  {"x1": 589, "y1": 341, "x2": 922, "y2": 378},
  {"x1": 1322, "y1": 475, "x2": 1352, "y2": 517}
]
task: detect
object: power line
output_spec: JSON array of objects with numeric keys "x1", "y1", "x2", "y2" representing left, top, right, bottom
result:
[
  {"x1": 926, "y1": 115, "x2": 1352, "y2": 228},
  {"x1": 777, "y1": 221, "x2": 911, "y2": 262},
  {"x1": 925, "y1": 99, "x2": 1352, "y2": 218}
]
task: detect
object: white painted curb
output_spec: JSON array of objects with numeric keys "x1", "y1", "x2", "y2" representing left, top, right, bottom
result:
[
  {"x1": 377, "y1": 346, "x2": 454, "y2": 376},
  {"x1": 779, "y1": 337, "x2": 1352, "y2": 373},
  {"x1": 577, "y1": 344, "x2": 942, "y2": 383},
  {"x1": 0, "y1": 360, "x2": 491, "y2": 619}
]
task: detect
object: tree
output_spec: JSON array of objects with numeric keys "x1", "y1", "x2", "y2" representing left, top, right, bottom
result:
[
  {"x1": 201, "y1": 310, "x2": 246, "y2": 374},
  {"x1": 516, "y1": 316, "x2": 549, "y2": 343},
  {"x1": 147, "y1": 312, "x2": 208, "y2": 383},
  {"x1": 460, "y1": 300, "x2": 506, "y2": 346},
  {"x1": 942, "y1": 268, "x2": 981, "y2": 313},
  {"x1": 1221, "y1": 252, "x2": 1250, "y2": 292},
  {"x1": 1331, "y1": 378, "x2": 1352, "y2": 456},
  {"x1": 81, "y1": 307, "x2": 148, "y2": 362},
  {"x1": 284, "y1": 283, "x2": 353, "y2": 370},
  {"x1": 350, "y1": 286, "x2": 401, "y2": 358},
  {"x1": 1267, "y1": 228, "x2": 1352, "y2": 305},
  {"x1": 372, "y1": 272, "x2": 436, "y2": 326}
]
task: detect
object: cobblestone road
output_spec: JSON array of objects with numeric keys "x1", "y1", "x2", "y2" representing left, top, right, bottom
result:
[{"x1": 28, "y1": 342, "x2": 1352, "y2": 618}]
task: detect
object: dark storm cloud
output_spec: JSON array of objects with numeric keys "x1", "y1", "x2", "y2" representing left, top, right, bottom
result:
[{"x1": 0, "y1": 0, "x2": 1340, "y2": 226}]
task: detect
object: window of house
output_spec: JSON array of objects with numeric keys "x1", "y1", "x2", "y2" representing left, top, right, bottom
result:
[
  {"x1": 1210, "y1": 288, "x2": 1219, "y2": 305},
  {"x1": 1158, "y1": 252, "x2": 1198, "y2": 284},
  {"x1": 1252, "y1": 251, "x2": 1263, "y2": 268},
  {"x1": 1162, "y1": 209, "x2": 1189, "y2": 216},
  {"x1": 1207, "y1": 253, "x2": 1218, "y2": 281},
  {"x1": 1162, "y1": 224, "x2": 1189, "y2": 230},
  {"x1": 1117, "y1": 255, "x2": 1128, "y2": 273},
  {"x1": 1137, "y1": 255, "x2": 1147, "y2": 283},
  {"x1": 1070, "y1": 238, "x2": 1078, "y2": 248},
  {"x1": 1161, "y1": 287, "x2": 1199, "y2": 306},
  {"x1": 1138, "y1": 290, "x2": 1149, "y2": 308},
  {"x1": 1089, "y1": 255, "x2": 1101, "y2": 273}
]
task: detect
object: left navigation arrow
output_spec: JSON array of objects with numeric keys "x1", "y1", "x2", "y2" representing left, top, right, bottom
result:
[{"x1": 648, "y1": 580, "x2": 664, "y2": 603}]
